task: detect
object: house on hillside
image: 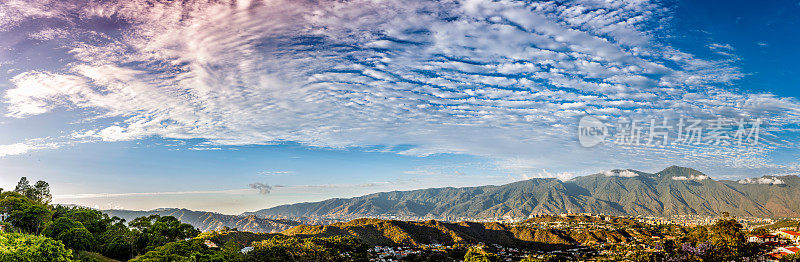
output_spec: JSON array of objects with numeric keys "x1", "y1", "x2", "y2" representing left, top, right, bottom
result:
[
  {"x1": 749, "y1": 235, "x2": 780, "y2": 244},
  {"x1": 777, "y1": 230, "x2": 800, "y2": 244},
  {"x1": 770, "y1": 246, "x2": 800, "y2": 261},
  {"x1": 203, "y1": 239, "x2": 218, "y2": 248}
]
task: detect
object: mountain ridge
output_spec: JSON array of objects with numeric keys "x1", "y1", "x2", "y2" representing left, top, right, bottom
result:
[
  {"x1": 245, "y1": 166, "x2": 800, "y2": 219},
  {"x1": 101, "y1": 208, "x2": 301, "y2": 233}
]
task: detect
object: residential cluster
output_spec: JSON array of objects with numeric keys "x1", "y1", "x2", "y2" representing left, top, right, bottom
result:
[{"x1": 750, "y1": 229, "x2": 800, "y2": 261}]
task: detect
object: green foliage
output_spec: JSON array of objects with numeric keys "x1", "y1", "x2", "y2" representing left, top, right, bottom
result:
[
  {"x1": 709, "y1": 219, "x2": 763, "y2": 261},
  {"x1": 33, "y1": 181, "x2": 52, "y2": 205},
  {"x1": 246, "y1": 235, "x2": 368, "y2": 262},
  {"x1": 0, "y1": 192, "x2": 52, "y2": 234},
  {"x1": 683, "y1": 226, "x2": 710, "y2": 244},
  {"x1": 750, "y1": 228, "x2": 770, "y2": 236},
  {"x1": 757, "y1": 219, "x2": 800, "y2": 231},
  {"x1": 42, "y1": 216, "x2": 97, "y2": 252},
  {"x1": 64, "y1": 209, "x2": 114, "y2": 235},
  {"x1": 0, "y1": 232, "x2": 73, "y2": 262},
  {"x1": 521, "y1": 254, "x2": 559, "y2": 262},
  {"x1": 73, "y1": 251, "x2": 117, "y2": 262},
  {"x1": 13, "y1": 178, "x2": 52, "y2": 205},
  {"x1": 781, "y1": 253, "x2": 800, "y2": 262},
  {"x1": 463, "y1": 246, "x2": 500, "y2": 262},
  {"x1": 49, "y1": 206, "x2": 135, "y2": 261},
  {"x1": 0, "y1": 222, "x2": 12, "y2": 233},
  {"x1": 197, "y1": 230, "x2": 276, "y2": 248},
  {"x1": 595, "y1": 242, "x2": 661, "y2": 262},
  {"x1": 98, "y1": 223, "x2": 135, "y2": 260},
  {"x1": 659, "y1": 219, "x2": 767, "y2": 262},
  {"x1": 130, "y1": 215, "x2": 200, "y2": 254},
  {"x1": 710, "y1": 219, "x2": 745, "y2": 252},
  {"x1": 60, "y1": 227, "x2": 96, "y2": 251},
  {"x1": 130, "y1": 239, "x2": 238, "y2": 262}
]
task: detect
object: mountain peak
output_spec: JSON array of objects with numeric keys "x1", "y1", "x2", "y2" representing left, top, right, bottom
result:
[{"x1": 658, "y1": 166, "x2": 704, "y2": 176}]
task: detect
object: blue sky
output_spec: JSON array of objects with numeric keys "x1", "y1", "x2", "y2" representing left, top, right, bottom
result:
[{"x1": 0, "y1": 0, "x2": 798, "y2": 214}]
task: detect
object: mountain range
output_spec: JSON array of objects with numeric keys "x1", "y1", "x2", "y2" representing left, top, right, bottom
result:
[
  {"x1": 101, "y1": 208, "x2": 300, "y2": 233},
  {"x1": 244, "y1": 166, "x2": 800, "y2": 219}
]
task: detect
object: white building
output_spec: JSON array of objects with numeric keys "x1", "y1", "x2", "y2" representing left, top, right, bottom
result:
[{"x1": 777, "y1": 230, "x2": 800, "y2": 244}]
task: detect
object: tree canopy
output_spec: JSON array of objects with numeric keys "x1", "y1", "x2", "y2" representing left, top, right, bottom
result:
[
  {"x1": 0, "y1": 233, "x2": 73, "y2": 262},
  {"x1": 13, "y1": 177, "x2": 51, "y2": 205}
]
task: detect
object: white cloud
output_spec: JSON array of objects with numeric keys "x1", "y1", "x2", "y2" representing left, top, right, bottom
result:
[
  {"x1": 738, "y1": 177, "x2": 784, "y2": 185},
  {"x1": 0, "y1": 0, "x2": 798, "y2": 176},
  {"x1": 28, "y1": 28, "x2": 70, "y2": 41},
  {"x1": 708, "y1": 43, "x2": 734, "y2": 51},
  {"x1": 672, "y1": 174, "x2": 709, "y2": 181},
  {"x1": 0, "y1": 143, "x2": 33, "y2": 157},
  {"x1": 258, "y1": 171, "x2": 295, "y2": 176},
  {"x1": 0, "y1": 141, "x2": 60, "y2": 157},
  {"x1": 603, "y1": 170, "x2": 638, "y2": 177},
  {"x1": 186, "y1": 147, "x2": 222, "y2": 151},
  {"x1": 522, "y1": 169, "x2": 574, "y2": 181},
  {"x1": 5, "y1": 71, "x2": 92, "y2": 117}
]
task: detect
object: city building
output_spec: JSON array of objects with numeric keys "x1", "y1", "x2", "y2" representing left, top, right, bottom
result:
[{"x1": 777, "y1": 230, "x2": 800, "y2": 244}]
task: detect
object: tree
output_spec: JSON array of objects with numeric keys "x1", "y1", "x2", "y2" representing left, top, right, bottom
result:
[
  {"x1": 671, "y1": 219, "x2": 765, "y2": 261},
  {"x1": 57, "y1": 227, "x2": 95, "y2": 251},
  {"x1": 49, "y1": 206, "x2": 135, "y2": 260},
  {"x1": 463, "y1": 246, "x2": 500, "y2": 262},
  {"x1": 0, "y1": 232, "x2": 73, "y2": 262},
  {"x1": 130, "y1": 239, "x2": 233, "y2": 262},
  {"x1": 0, "y1": 192, "x2": 52, "y2": 234},
  {"x1": 709, "y1": 218, "x2": 754, "y2": 260},
  {"x1": 129, "y1": 215, "x2": 200, "y2": 253},
  {"x1": 751, "y1": 228, "x2": 770, "y2": 236},
  {"x1": 43, "y1": 217, "x2": 96, "y2": 251},
  {"x1": 98, "y1": 222, "x2": 135, "y2": 260},
  {"x1": 781, "y1": 253, "x2": 800, "y2": 262},
  {"x1": 246, "y1": 235, "x2": 368, "y2": 261},
  {"x1": 65, "y1": 209, "x2": 112, "y2": 236},
  {"x1": 33, "y1": 181, "x2": 51, "y2": 205},
  {"x1": 12, "y1": 177, "x2": 52, "y2": 204},
  {"x1": 14, "y1": 177, "x2": 31, "y2": 195}
]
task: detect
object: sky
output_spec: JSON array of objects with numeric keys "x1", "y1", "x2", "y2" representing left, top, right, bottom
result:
[{"x1": 0, "y1": 0, "x2": 798, "y2": 215}]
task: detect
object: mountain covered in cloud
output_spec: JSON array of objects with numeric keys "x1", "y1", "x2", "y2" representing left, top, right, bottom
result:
[
  {"x1": 101, "y1": 208, "x2": 300, "y2": 233},
  {"x1": 246, "y1": 166, "x2": 800, "y2": 219}
]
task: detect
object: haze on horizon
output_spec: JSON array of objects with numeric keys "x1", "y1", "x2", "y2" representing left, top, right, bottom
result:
[{"x1": 0, "y1": 0, "x2": 799, "y2": 215}]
